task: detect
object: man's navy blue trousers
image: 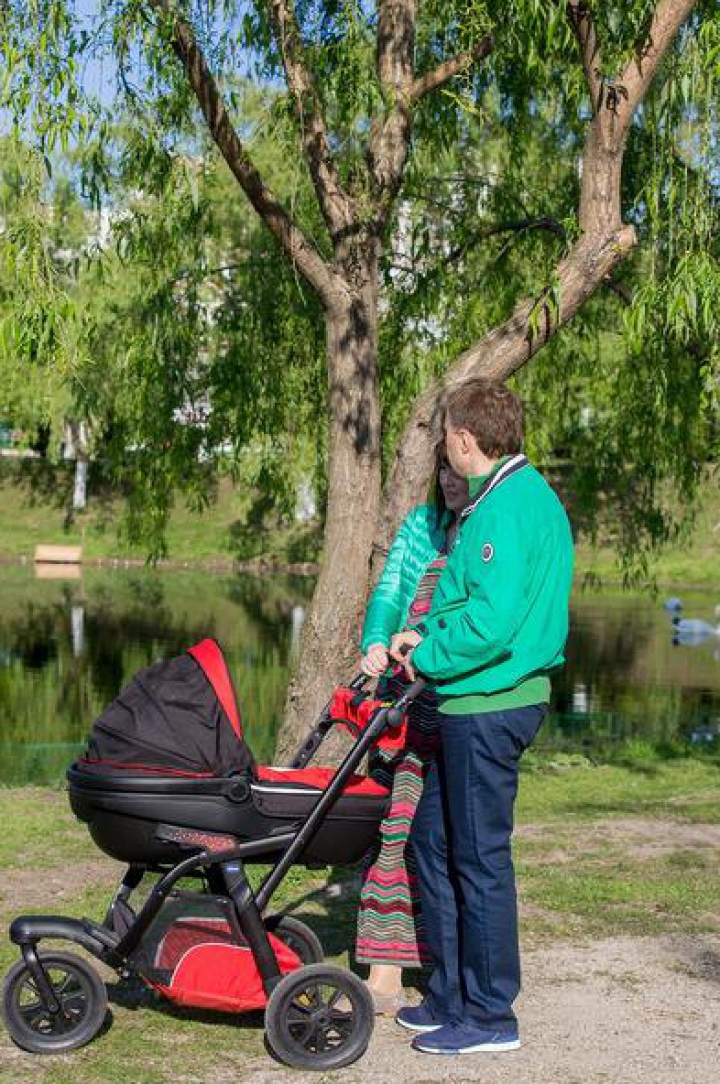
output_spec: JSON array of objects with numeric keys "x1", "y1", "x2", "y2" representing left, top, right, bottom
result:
[{"x1": 410, "y1": 705, "x2": 546, "y2": 1032}]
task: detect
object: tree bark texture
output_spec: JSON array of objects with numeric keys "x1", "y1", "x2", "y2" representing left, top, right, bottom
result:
[{"x1": 275, "y1": 246, "x2": 383, "y2": 760}]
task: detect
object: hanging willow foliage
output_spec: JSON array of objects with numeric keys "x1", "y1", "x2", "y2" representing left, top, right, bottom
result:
[{"x1": 0, "y1": 1, "x2": 717, "y2": 578}]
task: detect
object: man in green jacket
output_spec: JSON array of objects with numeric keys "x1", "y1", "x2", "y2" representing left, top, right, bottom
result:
[{"x1": 391, "y1": 378, "x2": 574, "y2": 1055}]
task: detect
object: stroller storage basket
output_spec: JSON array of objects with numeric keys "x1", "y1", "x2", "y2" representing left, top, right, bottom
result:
[
  {"x1": 130, "y1": 889, "x2": 302, "y2": 1013},
  {"x1": 68, "y1": 765, "x2": 390, "y2": 867}
]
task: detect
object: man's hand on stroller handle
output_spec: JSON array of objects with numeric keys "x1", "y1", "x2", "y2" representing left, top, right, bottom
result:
[{"x1": 390, "y1": 630, "x2": 423, "y2": 681}]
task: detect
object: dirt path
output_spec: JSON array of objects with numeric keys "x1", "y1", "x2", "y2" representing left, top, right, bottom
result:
[
  {"x1": 2, "y1": 933, "x2": 717, "y2": 1084},
  {"x1": 213, "y1": 933, "x2": 720, "y2": 1084}
]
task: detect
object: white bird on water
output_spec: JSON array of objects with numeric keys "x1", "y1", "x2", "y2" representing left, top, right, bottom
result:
[{"x1": 672, "y1": 605, "x2": 720, "y2": 645}]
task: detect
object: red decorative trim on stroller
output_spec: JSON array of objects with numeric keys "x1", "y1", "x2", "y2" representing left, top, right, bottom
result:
[{"x1": 78, "y1": 758, "x2": 216, "y2": 779}]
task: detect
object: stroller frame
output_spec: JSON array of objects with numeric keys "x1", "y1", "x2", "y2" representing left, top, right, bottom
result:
[{"x1": 4, "y1": 674, "x2": 425, "y2": 1071}]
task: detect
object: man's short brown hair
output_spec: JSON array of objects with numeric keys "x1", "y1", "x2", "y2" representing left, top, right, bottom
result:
[{"x1": 445, "y1": 378, "x2": 524, "y2": 458}]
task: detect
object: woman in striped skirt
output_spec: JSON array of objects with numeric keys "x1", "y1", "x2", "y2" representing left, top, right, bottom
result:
[{"x1": 355, "y1": 449, "x2": 469, "y2": 1012}]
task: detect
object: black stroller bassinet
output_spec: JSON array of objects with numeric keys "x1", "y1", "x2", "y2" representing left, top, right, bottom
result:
[{"x1": 68, "y1": 639, "x2": 390, "y2": 866}]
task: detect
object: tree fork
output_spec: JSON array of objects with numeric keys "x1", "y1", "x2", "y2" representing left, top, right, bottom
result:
[{"x1": 377, "y1": 0, "x2": 696, "y2": 554}]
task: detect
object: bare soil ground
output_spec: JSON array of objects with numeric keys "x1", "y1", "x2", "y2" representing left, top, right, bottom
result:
[
  {"x1": 522, "y1": 816, "x2": 720, "y2": 860},
  {"x1": 211, "y1": 933, "x2": 720, "y2": 1084},
  {"x1": 0, "y1": 858, "x2": 116, "y2": 912}
]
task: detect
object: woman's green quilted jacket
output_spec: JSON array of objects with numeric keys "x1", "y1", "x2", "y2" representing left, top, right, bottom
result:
[{"x1": 360, "y1": 504, "x2": 446, "y2": 652}]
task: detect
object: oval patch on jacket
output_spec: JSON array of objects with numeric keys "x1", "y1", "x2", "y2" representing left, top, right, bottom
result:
[{"x1": 481, "y1": 542, "x2": 494, "y2": 562}]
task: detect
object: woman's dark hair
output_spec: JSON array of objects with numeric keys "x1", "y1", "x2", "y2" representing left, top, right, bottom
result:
[{"x1": 431, "y1": 438, "x2": 449, "y2": 528}]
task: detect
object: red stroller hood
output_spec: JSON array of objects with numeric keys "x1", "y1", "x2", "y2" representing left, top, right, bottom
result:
[{"x1": 187, "y1": 639, "x2": 243, "y2": 740}]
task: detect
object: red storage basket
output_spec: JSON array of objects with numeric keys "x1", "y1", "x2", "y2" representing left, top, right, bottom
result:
[{"x1": 132, "y1": 891, "x2": 302, "y2": 1012}]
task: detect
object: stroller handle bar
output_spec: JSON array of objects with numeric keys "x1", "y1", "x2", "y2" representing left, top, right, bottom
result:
[
  {"x1": 390, "y1": 675, "x2": 427, "y2": 706},
  {"x1": 289, "y1": 672, "x2": 427, "y2": 770}
]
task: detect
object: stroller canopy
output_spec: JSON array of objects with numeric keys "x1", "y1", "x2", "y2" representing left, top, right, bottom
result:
[{"x1": 83, "y1": 639, "x2": 254, "y2": 777}]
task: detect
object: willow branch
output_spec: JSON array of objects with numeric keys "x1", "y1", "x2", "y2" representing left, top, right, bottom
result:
[
  {"x1": 407, "y1": 35, "x2": 494, "y2": 102},
  {"x1": 268, "y1": 0, "x2": 353, "y2": 238},
  {"x1": 147, "y1": 0, "x2": 341, "y2": 306},
  {"x1": 614, "y1": 0, "x2": 698, "y2": 140},
  {"x1": 390, "y1": 216, "x2": 567, "y2": 292},
  {"x1": 566, "y1": 2, "x2": 603, "y2": 113}
]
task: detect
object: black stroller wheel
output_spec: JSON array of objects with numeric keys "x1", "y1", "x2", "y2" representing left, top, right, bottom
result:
[
  {"x1": 265, "y1": 963, "x2": 373, "y2": 1071},
  {"x1": 265, "y1": 915, "x2": 324, "y2": 964},
  {"x1": 2, "y1": 951, "x2": 108, "y2": 1054}
]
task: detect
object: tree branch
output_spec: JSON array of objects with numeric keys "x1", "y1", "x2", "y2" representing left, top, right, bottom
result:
[
  {"x1": 573, "y1": 0, "x2": 698, "y2": 237},
  {"x1": 407, "y1": 35, "x2": 494, "y2": 103},
  {"x1": 566, "y1": 2, "x2": 603, "y2": 113},
  {"x1": 369, "y1": 5, "x2": 493, "y2": 227},
  {"x1": 376, "y1": 224, "x2": 636, "y2": 554},
  {"x1": 603, "y1": 275, "x2": 634, "y2": 305},
  {"x1": 448, "y1": 228, "x2": 636, "y2": 379},
  {"x1": 147, "y1": 0, "x2": 342, "y2": 307},
  {"x1": 376, "y1": 0, "x2": 416, "y2": 93},
  {"x1": 389, "y1": 216, "x2": 567, "y2": 296},
  {"x1": 613, "y1": 0, "x2": 697, "y2": 140},
  {"x1": 446, "y1": 215, "x2": 568, "y2": 260},
  {"x1": 367, "y1": 0, "x2": 416, "y2": 218},
  {"x1": 268, "y1": 0, "x2": 353, "y2": 238}
]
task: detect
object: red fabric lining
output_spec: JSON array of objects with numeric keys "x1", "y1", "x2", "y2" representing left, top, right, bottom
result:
[
  {"x1": 188, "y1": 639, "x2": 242, "y2": 740},
  {"x1": 256, "y1": 765, "x2": 389, "y2": 797}
]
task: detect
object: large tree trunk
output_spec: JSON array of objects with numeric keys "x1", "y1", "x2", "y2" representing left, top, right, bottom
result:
[{"x1": 275, "y1": 247, "x2": 382, "y2": 760}]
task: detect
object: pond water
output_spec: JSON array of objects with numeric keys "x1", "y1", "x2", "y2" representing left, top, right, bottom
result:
[{"x1": 1, "y1": 565, "x2": 719, "y2": 784}]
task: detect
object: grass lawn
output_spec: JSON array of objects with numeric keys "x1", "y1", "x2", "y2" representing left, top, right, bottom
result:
[
  {"x1": 1, "y1": 756, "x2": 719, "y2": 1082},
  {"x1": 0, "y1": 468, "x2": 718, "y2": 584},
  {"x1": 0, "y1": 473, "x2": 252, "y2": 564},
  {"x1": 0, "y1": 471, "x2": 321, "y2": 567}
]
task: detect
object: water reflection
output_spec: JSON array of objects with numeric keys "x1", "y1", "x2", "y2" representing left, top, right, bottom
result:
[
  {"x1": 70, "y1": 604, "x2": 84, "y2": 657},
  {"x1": 290, "y1": 605, "x2": 306, "y2": 656},
  {"x1": 544, "y1": 591, "x2": 720, "y2": 754},
  {"x1": 1, "y1": 570, "x2": 720, "y2": 784},
  {"x1": 0, "y1": 567, "x2": 313, "y2": 784}
]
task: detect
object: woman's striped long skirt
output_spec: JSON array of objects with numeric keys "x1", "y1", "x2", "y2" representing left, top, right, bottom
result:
[{"x1": 355, "y1": 680, "x2": 439, "y2": 967}]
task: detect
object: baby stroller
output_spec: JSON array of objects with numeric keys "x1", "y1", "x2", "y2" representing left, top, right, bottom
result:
[{"x1": 1, "y1": 638, "x2": 424, "y2": 1071}]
